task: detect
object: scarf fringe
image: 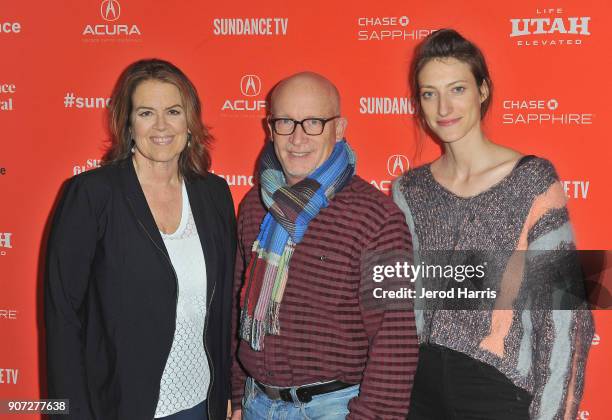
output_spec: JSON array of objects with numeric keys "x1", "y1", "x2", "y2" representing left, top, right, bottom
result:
[
  {"x1": 268, "y1": 302, "x2": 281, "y2": 335},
  {"x1": 251, "y1": 319, "x2": 265, "y2": 351}
]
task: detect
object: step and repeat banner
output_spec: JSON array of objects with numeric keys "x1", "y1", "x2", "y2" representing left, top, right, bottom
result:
[{"x1": 1, "y1": 0, "x2": 610, "y2": 418}]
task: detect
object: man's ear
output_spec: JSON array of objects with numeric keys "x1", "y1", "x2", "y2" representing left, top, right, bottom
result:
[
  {"x1": 266, "y1": 118, "x2": 274, "y2": 142},
  {"x1": 335, "y1": 117, "x2": 348, "y2": 140}
]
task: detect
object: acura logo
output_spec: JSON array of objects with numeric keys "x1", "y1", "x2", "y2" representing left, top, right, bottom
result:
[
  {"x1": 240, "y1": 75, "x2": 262, "y2": 97},
  {"x1": 101, "y1": 0, "x2": 121, "y2": 22},
  {"x1": 387, "y1": 154, "x2": 409, "y2": 177}
]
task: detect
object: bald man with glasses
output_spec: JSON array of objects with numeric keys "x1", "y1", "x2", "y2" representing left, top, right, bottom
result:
[{"x1": 230, "y1": 72, "x2": 418, "y2": 420}]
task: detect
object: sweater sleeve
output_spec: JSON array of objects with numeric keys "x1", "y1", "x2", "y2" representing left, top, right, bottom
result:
[
  {"x1": 521, "y1": 180, "x2": 594, "y2": 420},
  {"x1": 45, "y1": 177, "x2": 102, "y2": 420},
  {"x1": 347, "y1": 205, "x2": 419, "y2": 419}
]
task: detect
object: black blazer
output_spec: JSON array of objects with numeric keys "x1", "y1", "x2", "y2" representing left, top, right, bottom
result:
[{"x1": 45, "y1": 158, "x2": 236, "y2": 420}]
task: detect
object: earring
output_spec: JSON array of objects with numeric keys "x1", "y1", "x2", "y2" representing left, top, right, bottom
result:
[
  {"x1": 131, "y1": 140, "x2": 135, "y2": 154},
  {"x1": 187, "y1": 132, "x2": 192, "y2": 146}
]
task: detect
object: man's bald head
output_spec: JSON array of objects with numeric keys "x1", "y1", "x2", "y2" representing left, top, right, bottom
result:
[
  {"x1": 266, "y1": 71, "x2": 348, "y2": 186},
  {"x1": 270, "y1": 72, "x2": 341, "y2": 115}
]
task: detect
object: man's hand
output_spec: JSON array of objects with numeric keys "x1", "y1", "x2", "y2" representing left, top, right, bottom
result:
[{"x1": 230, "y1": 408, "x2": 242, "y2": 420}]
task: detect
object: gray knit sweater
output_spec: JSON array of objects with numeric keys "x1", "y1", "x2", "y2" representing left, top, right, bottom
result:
[{"x1": 392, "y1": 156, "x2": 594, "y2": 420}]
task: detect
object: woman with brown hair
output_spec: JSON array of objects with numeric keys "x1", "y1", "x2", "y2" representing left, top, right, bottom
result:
[
  {"x1": 393, "y1": 30, "x2": 593, "y2": 419},
  {"x1": 45, "y1": 59, "x2": 236, "y2": 420}
]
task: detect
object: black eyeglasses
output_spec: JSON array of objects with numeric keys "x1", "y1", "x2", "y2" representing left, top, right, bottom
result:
[{"x1": 268, "y1": 116, "x2": 340, "y2": 136}]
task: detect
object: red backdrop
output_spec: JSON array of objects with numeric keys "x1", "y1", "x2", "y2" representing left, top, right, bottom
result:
[{"x1": 0, "y1": 0, "x2": 610, "y2": 418}]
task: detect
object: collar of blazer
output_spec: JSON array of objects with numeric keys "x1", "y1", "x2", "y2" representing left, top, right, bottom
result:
[{"x1": 118, "y1": 158, "x2": 220, "y2": 306}]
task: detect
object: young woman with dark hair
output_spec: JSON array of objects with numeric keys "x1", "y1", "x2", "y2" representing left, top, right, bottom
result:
[{"x1": 393, "y1": 29, "x2": 593, "y2": 419}]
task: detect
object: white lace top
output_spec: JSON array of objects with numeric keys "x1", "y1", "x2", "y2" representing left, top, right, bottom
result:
[{"x1": 154, "y1": 182, "x2": 210, "y2": 417}]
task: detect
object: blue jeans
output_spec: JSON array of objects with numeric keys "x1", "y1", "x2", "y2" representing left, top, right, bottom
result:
[
  {"x1": 242, "y1": 377, "x2": 359, "y2": 420},
  {"x1": 155, "y1": 400, "x2": 208, "y2": 420}
]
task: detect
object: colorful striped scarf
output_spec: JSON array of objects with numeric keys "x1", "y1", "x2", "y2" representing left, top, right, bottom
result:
[{"x1": 239, "y1": 139, "x2": 356, "y2": 351}]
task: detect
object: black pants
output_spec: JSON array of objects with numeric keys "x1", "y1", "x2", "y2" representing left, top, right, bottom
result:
[{"x1": 408, "y1": 344, "x2": 532, "y2": 420}]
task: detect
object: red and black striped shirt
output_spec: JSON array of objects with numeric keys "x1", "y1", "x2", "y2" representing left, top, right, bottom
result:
[{"x1": 231, "y1": 176, "x2": 418, "y2": 419}]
